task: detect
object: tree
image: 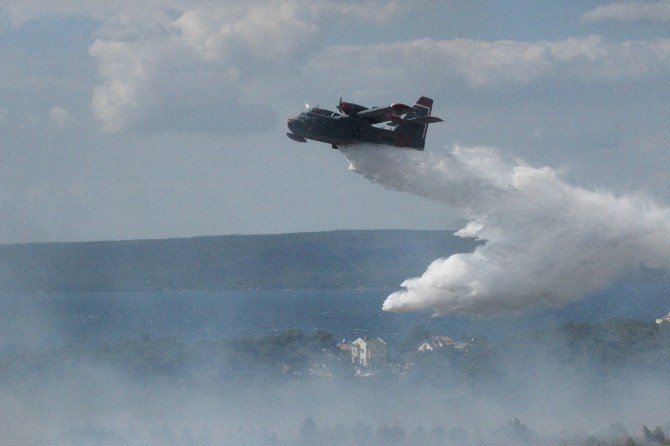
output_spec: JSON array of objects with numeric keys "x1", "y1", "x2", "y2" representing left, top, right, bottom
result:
[
  {"x1": 400, "y1": 325, "x2": 431, "y2": 354},
  {"x1": 500, "y1": 418, "x2": 535, "y2": 444},
  {"x1": 642, "y1": 425, "x2": 665, "y2": 443},
  {"x1": 447, "y1": 426, "x2": 467, "y2": 443},
  {"x1": 312, "y1": 330, "x2": 335, "y2": 349},
  {"x1": 351, "y1": 421, "x2": 372, "y2": 444},
  {"x1": 654, "y1": 426, "x2": 666, "y2": 442},
  {"x1": 375, "y1": 423, "x2": 405, "y2": 445},
  {"x1": 427, "y1": 425, "x2": 447, "y2": 444},
  {"x1": 297, "y1": 417, "x2": 319, "y2": 446},
  {"x1": 409, "y1": 425, "x2": 428, "y2": 445},
  {"x1": 608, "y1": 422, "x2": 628, "y2": 438}
]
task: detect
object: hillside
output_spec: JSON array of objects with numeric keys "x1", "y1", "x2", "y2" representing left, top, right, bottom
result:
[{"x1": 0, "y1": 230, "x2": 478, "y2": 292}]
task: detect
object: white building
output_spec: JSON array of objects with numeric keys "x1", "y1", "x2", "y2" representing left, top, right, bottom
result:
[
  {"x1": 350, "y1": 337, "x2": 387, "y2": 368},
  {"x1": 656, "y1": 313, "x2": 670, "y2": 325}
]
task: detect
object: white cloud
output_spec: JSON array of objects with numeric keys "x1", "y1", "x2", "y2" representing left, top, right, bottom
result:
[
  {"x1": 582, "y1": 1, "x2": 670, "y2": 23},
  {"x1": 88, "y1": 39, "x2": 154, "y2": 132},
  {"x1": 87, "y1": 2, "x2": 329, "y2": 132},
  {"x1": 23, "y1": 2, "x2": 665, "y2": 136},
  {"x1": 0, "y1": 0, "x2": 416, "y2": 132},
  {"x1": 227, "y1": 4, "x2": 320, "y2": 60},
  {"x1": 90, "y1": 21, "x2": 670, "y2": 132},
  {"x1": 49, "y1": 106, "x2": 74, "y2": 128},
  {"x1": 0, "y1": 0, "x2": 173, "y2": 26},
  {"x1": 305, "y1": 36, "x2": 670, "y2": 90},
  {"x1": 174, "y1": 10, "x2": 229, "y2": 61},
  {"x1": 173, "y1": 4, "x2": 321, "y2": 62},
  {"x1": 305, "y1": 1, "x2": 411, "y2": 25},
  {"x1": 0, "y1": 0, "x2": 410, "y2": 27}
]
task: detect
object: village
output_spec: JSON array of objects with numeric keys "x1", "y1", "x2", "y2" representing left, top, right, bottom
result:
[
  {"x1": 302, "y1": 311, "x2": 670, "y2": 381},
  {"x1": 304, "y1": 332, "x2": 477, "y2": 379}
]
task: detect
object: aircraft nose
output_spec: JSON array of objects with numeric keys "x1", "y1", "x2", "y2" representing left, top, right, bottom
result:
[{"x1": 287, "y1": 118, "x2": 297, "y2": 131}]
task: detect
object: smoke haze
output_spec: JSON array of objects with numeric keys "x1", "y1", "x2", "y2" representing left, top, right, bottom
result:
[
  {"x1": 343, "y1": 145, "x2": 670, "y2": 316},
  {"x1": 3, "y1": 297, "x2": 670, "y2": 445}
]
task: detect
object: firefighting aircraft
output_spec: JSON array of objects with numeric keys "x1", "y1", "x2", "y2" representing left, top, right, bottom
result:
[{"x1": 286, "y1": 96, "x2": 442, "y2": 150}]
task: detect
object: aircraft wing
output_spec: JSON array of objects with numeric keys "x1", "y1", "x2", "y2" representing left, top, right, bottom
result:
[
  {"x1": 356, "y1": 103, "x2": 412, "y2": 124},
  {"x1": 385, "y1": 114, "x2": 443, "y2": 125}
]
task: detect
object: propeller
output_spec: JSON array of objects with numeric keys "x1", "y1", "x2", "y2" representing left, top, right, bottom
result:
[{"x1": 337, "y1": 91, "x2": 346, "y2": 115}]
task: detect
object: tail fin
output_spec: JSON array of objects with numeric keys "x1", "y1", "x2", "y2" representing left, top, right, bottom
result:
[{"x1": 392, "y1": 96, "x2": 437, "y2": 150}]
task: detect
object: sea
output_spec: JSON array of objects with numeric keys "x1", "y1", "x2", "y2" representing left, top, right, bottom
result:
[{"x1": 1, "y1": 284, "x2": 669, "y2": 352}]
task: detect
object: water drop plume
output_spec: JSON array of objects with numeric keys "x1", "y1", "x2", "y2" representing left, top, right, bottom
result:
[{"x1": 342, "y1": 145, "x2": 670, "y2": 316}]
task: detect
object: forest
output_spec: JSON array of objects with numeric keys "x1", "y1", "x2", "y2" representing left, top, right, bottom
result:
[
  {"x1": 2, "y1": 318, "x2": 670, "y2": 444},
  {"x1": 0, "y1": 230, "x2": 477, "y2": 291}
]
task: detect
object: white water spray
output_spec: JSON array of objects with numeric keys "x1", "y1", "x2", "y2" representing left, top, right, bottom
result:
[{"x1": 342, "y1": 145, "x2": 670, "y2": 316}]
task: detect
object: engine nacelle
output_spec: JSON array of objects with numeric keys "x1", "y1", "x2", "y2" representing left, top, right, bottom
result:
[{"x1": 337, "y1": 101, "x2": 368, "y2": 116}]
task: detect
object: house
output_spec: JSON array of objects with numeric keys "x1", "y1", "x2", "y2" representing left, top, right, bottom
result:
[
  {"x1": 337, "y1": 339, "x2": 351, "y2": 354},
  {"x1": 417, "y1": 335, "x2": 456, "y2": 353},
  {"x1": 350, "y1": 337, "x2": 387, "y2": 368},
  {"x1": 656, "y1": 313, "x2": 670, "y2": 325}
]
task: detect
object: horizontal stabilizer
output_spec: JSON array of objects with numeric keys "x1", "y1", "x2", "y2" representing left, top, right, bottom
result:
[
  {"x1": 391, "y1": 103, "x2": 412, "y2": 113},
  {"x1": 286, "y1": 132, "x2": 307, "y2": 142},
  {"x1": 385, "y1": 114, "x2": 405, "y2": 124}
]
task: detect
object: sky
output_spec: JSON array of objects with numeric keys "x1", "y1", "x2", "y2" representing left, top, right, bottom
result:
[{"x1": 0, "y1": 0, "x2": 669, "y2": 243}]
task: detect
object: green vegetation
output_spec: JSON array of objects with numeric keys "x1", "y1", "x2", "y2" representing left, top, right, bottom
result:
[
  {"x1": 547, "y1": 319, "x2": 670, "y2": 371},
  {"x1": 3, "y1": 319, "x2": 670, "y2": 444},
  {"x1": 4, "y1": 319, "x2": 669, "y2": 389}
]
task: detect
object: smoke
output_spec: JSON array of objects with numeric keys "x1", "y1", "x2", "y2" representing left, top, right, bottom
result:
[{"x1": 342, "y1": 145, "x2": 670, "y2": 316}]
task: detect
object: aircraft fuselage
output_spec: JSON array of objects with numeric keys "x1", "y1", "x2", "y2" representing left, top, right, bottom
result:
[
  {"x1": 286, "y1": 96, "x2": 441, "y2": 150},
  {"x1": 287, "y1": 108, "x2": 407, "y2": 149}
]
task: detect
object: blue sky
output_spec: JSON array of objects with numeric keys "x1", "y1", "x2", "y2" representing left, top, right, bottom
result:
[{"x1": 0, "y1": 1, "x2": 669, "y2": 242}]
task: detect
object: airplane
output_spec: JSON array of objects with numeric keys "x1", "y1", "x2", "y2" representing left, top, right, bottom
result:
[{"x1": 286, "y1": 96, "x2": 443, "y2": 150}]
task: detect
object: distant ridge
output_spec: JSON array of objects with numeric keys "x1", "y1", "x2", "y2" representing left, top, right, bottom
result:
[{"x1": 0, "y1": 230, "x2": 478, "y2": 292}]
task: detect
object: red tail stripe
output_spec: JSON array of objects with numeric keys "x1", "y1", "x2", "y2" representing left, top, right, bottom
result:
[{"x1": 417, "y1": 96, "x2": 433, "y2": 108}]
